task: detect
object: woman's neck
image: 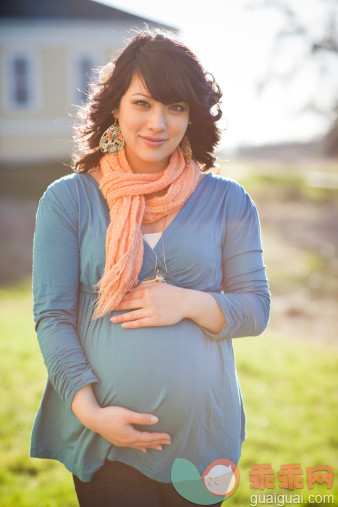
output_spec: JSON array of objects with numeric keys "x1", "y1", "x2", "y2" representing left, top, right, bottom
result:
[{"x1": 124, "y1": 148, "x2": 170, "y2": 174}]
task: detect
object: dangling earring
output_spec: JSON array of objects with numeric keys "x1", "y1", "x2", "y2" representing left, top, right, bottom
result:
[
  {"x1": 180, "y1": 134, "x2": 192, "y2": 165},
  {"x1": 99, "y1": 119, "x2": 124, "y2": 155}
]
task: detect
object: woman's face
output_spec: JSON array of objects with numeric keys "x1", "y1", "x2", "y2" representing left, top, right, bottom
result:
[{"x1": 113, "y1": 73, "x2": 190, "y2": 173}]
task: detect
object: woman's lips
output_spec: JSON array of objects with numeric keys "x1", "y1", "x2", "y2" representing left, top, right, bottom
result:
[{"x1": 140, "y1": 136, "x2": 167, "y2": 147}]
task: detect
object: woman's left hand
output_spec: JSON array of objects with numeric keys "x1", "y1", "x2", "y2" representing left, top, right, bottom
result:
[{"x1": 110, "y1": 282, "x2": 188, "y2": 329}]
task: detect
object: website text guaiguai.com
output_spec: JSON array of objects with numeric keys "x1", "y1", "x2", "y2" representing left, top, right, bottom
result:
[{"x1": 250, "y1": 493, "x2": 334, "y2": 506}]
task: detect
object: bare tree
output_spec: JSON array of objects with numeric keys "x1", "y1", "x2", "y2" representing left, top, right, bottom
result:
[{"x1": 245, "y1": 0, "x2": 338, "y2": 156}]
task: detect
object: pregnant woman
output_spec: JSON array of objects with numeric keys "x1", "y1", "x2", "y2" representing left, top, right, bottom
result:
[{"x1": 30, "y1": 29, "x2": 271, "y2": 506}]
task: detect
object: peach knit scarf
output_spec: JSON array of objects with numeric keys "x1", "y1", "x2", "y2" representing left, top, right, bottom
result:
[{"x1": 90, "y1": 145, "x2": 202, "y2": 320}]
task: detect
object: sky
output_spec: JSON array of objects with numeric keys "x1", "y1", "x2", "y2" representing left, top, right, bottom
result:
[{"x1": 96, "y1": 0, "x2": 337, "y2": 151}]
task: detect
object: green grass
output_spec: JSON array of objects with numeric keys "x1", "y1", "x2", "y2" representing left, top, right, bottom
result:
[
  {"x1": 218, "y1": 162, "x2": 338, "y2": 206},
  {"x1": 0, "y1": 281, "x2": 337, "y2": 506},
  {"x1": 229, "y1": 332, "x2": 338, "y2": 505}
]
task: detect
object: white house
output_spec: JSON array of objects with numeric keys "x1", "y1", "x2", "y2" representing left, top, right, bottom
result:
[{"x1": 0, "y1": 0, "x2": 177, "y2": 165}]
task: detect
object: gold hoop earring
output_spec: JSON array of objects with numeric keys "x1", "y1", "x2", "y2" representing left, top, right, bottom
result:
[
  {"x1": 99, "y1": 119, "x2": 124, "y2": 155},
  {"x1": 180, "y1": 134, "x2": 192, "y2": 165}
]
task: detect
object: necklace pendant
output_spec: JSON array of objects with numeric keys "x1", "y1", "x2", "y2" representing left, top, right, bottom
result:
[
  {"x1": 140, "y1": 273, "x2": 166, "y2": 284},
  {"x1": 155, "y1": 273, "x2": 166, "y2": 283}
]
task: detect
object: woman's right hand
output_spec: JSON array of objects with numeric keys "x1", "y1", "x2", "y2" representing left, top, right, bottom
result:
[{"x1": 92, "y1": 405, "x2": 172, "y2": 452}]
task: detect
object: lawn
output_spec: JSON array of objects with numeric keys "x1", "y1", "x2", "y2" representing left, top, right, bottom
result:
[
  {"x1": 1, "y1": 160, "x2": 337, "y2": 505},
  {"x1": 0, "y1": 279, "x2": 336, "y2": 506}
]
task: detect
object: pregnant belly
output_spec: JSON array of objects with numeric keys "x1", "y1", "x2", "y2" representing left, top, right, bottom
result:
[{"x1": 82, "y1": 318, "x2": 221, "y2": 434}]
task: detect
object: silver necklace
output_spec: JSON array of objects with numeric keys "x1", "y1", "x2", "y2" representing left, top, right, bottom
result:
[{"x1": 140, "y1": 216, "x2": 168, "y2": 284}]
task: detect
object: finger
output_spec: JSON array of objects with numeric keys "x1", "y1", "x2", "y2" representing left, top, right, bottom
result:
[
  {"x1": 133, "y1": 442, "x2": 164, "y2": 450},
  {"x1": 133, "y1": 436, "x2": 171, "y2": 445},
  {"x1": 129, "y1": 439, "x2": 168, "y2": 450},
  {"x1": 119, "y1": 294, "x2": 142, "y2": 308},
  {"x1": 120, "y1": 318, "x2": 153, "y2": 329},
  {"x1": 113, "y1": 298, "x2": 143, "y2": 311},
  {"x1": 127, "y1": 413, "x2": 160, "y2": 425},
  {"x1": 138, "y1": 440, "x2": 170, "y2": 448},
  {"x1": 110, "y1": 309, "x2": 146, "y2": 323},
  {"x1": 134, "y1": 431, "x2": 172, "y2": 443},
  {"x1": 127, "y1": 285, "x2": 146, "y2": 293}
]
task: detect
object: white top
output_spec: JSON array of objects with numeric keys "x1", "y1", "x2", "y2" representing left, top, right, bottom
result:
[{"x1": 143, "y1": 231, "x2": 162, "y2": 249}]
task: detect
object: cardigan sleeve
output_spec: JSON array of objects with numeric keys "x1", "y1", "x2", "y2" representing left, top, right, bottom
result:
[
  {"x1": 202, "y1": 180, "x2": 271, "y2": 340},
  {"x1": 32, "y1": 182, "x2": 99, "y2": 409}
]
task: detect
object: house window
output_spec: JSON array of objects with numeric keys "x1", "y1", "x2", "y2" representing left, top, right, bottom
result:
[
  {"x1": 73, "y1": 55, "x2": 99, "y2": 105},
  {"x1": 3, "y1": 51, "x2": 39, "y2": 111},
  {"x1": 78, "y1": 56, "x2": 94, "y2": 103},
  {"x1": 69, "y1": 51, "x2": 103, "y2": 107},
  {"x1": 13, "y1": 57, "x2": 30, "y2": 105}
]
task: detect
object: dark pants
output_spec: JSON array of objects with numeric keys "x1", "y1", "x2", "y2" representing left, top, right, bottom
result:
[{"x1": 72, "y1": 459, "x2": 223, "y2": 507}]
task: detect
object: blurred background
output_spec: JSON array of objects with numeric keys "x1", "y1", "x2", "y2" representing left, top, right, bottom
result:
[{"x1": 0, "y1": 0, "x2": 337, "y2": 505}]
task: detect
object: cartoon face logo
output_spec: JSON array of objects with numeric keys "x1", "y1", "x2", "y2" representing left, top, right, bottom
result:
[{"x1": 201, "y1": 459, "x2": 240, "y2": 497}]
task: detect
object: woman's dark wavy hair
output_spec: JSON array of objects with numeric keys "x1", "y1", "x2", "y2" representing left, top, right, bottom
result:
[{"x1": 72, "y1": 28, "x2": 223, "y2": 172}]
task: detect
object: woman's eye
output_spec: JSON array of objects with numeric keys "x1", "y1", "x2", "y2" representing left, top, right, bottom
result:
[
  {"x1": 170, "y1": 104, "x2": 185, "y2": 112},
  {"x1": 134, "y1": 100, "x2": 150, "y2": 107}
]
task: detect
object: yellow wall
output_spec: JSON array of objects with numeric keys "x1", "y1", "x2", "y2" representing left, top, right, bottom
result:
[
  {"x1": 0, "y1": 131, "x2": 73, "y2": 164},
  {"x1": 41, "y1": 47, "x2": 69, "y2": 117}
]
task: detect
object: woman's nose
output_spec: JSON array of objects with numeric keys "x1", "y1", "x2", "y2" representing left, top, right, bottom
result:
[{"x1": 147, "y1": 108, "x2": 166, "y2": 131}]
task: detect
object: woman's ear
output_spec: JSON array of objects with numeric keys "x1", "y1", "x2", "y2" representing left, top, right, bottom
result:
[{"x1": 112, "y1": 107, "x2": 119, "y2": 120}]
